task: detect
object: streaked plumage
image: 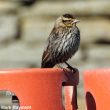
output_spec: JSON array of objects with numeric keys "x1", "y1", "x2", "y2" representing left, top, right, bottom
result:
[{"x1": 41, "y1": 14, "x2": 80, "y2": 68}]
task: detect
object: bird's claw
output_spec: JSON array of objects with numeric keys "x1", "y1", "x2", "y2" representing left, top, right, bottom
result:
[{"x1": 67, "y1": 66, "x2": 78, "y2": 73}]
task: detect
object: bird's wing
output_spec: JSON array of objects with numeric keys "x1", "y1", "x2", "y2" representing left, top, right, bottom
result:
[
  {"x1": 41, "y1": 27, "x2": 62, "y2": 67},
  {"x1": 41, "y1": 28, "x2": 55, "y2": 65},
  {"x1": 42, "y1": 50, "x2": 50, "y2": 63}
]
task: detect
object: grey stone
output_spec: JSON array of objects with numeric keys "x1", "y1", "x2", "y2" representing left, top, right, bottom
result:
[
  {"x1": 21, "y1": 17, "x2": 53, "y2": 43},
  {"x1": 0, "y1": 15, "x2": 18, "y2": 43},
  {"x1": 0, "y1": 41, "x2": 43, "y2": 68},
  {"x1": 20, "y1": 1, "x2": 110, "y2": 17},
  {"x1": 79, "y1": 19, "x2": 110, "y2": 44},
  {"x1": 0, "y1": 1, "x2": 18, "y2": 14},
  {"x1": 86, "y1": 45, "x2": 110, "y2": 60}
]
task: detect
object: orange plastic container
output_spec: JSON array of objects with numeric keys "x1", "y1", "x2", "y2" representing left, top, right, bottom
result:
[
  {"x1": 84, "y1": 69, "x2": 110, "y2": 110},
  {"x1": 0, "y1": 68, "x2": 79, "y2": 110}
]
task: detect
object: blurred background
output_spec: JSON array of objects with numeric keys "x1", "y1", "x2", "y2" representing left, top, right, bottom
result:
[{"x1": 0, "y1": 0, "x2": 110, "y2": 109}]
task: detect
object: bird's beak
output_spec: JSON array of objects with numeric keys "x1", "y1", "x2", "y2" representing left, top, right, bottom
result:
[{"x1": 73, "y1": 19, "x2": 80, "y2": 23}]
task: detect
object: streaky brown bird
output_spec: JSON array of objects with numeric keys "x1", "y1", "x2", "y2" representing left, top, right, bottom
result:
[{"x1": 41, "y1": 13, "x2": 80, "y2": 68}]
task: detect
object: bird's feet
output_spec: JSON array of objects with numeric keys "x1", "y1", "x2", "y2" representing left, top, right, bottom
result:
[
  {"x1": 67, "y1": 65, "x2": 78, "y2": 73},
  {"x1": 65, "y1": 62, "x2": 78, "y2": 73}
]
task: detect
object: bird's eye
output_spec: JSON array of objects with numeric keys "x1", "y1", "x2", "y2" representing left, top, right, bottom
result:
[{"x1": 62, "y1": 19, "x2": 66, "y2": 22}]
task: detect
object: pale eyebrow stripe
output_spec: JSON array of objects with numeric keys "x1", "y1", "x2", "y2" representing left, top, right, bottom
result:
[{"x1": 63, "y1": 18, "x2": 73, "y2": 20}]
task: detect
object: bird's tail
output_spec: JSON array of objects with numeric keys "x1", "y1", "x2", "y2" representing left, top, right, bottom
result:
[{"x1": 41, "y1": 61, "x2": 55, "y2": 68}]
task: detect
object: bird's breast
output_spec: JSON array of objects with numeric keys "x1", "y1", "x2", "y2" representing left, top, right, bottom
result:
[{"x1": 61, "y1": 31, "x2": 80, "y2": 60}]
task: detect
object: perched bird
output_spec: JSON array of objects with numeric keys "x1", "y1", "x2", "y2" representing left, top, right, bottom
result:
[{"x1": 41, "y1": 13, "x2": 80, "y2": 69}]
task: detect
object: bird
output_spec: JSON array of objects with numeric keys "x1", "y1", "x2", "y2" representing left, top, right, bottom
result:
[{"x1": 41, "y1": 13, "x2": 80, "y2": 70}]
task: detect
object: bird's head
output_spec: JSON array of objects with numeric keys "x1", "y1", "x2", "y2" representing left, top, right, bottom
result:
[{"x1": 55, "y1": 14, "x2": 80, "y2": 28}]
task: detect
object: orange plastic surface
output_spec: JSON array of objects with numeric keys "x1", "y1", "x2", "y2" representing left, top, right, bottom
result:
[
  {"x1": 0, "y1": 68, "x2": 79, "y2": 110},
  {"x1": 84, "y1": 69, "x2": 110, "y2": 110}
]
